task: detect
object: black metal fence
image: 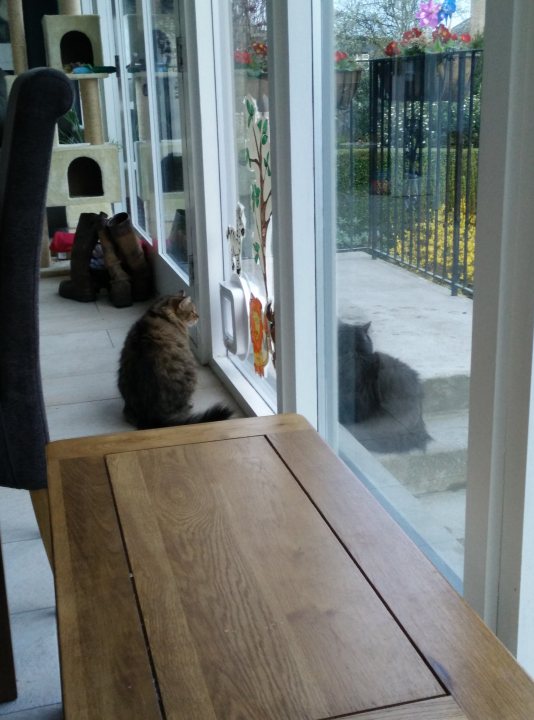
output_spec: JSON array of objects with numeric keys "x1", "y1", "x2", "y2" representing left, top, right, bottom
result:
[{"x1": 337, "y1": 50, "x2": 482, "y2": 296}]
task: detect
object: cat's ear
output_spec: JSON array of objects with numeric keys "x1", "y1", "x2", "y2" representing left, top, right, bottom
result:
[
  {"x1": 170, "y1": 295, "x2": 184, "y2": 312},
  {"x1": 363, "y1": 321, "x2": 372, "y2": 332}
]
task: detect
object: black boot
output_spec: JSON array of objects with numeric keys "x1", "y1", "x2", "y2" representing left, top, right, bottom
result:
[
  {"x1": 106, "y1": 212, "x2": 153, "y2": 301},
  {"x1": 58, "y1": 213, "x2": 102, "y2": 302},
  {"x1": 97, "y1": 219, "x2": 132, "y2": 308}
]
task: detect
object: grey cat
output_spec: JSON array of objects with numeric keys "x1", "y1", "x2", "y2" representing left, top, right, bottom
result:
[
  {"x1": 338, "y1": 321, "x2": 431, "y2": 453},
  {"x1": 118, "y1": 292, "x2": 232, "y2": 429}
]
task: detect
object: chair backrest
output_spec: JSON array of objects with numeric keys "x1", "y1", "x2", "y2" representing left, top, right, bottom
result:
[{"x1": 0, "y1": 68, "x2": 73, "y2": 490}]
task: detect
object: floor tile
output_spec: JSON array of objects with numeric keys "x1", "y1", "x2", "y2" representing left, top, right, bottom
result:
[
  {"x1": 0, "y1": 704, "x2": 63, "y2": 719},
  {"x1": 2, "y1": 539, "x2": 55, "y2": 614},
  {"x1": 42, "y1": 371, "x2": 120, "y2": 407},
  {"x1": 40, "y1": 346, "x2": 121, "y2": 381},
  {"x1": 39, "y1": 311, "x2": 106, "y2": 337},
  {"x1": 46, "y1": 399, "x2": 131, "y2": 441},
  {"x1": 0, "y1": 490, "x2": 40, "y2": 544},
  {"x1": 106, "y1": 326, "x2": 131, "y2": 349},
  {"x1": 40, "y1": 330, "x2": 112, "y2": 357},
  {"x1": 0, "y1": 609, "x2": 61, "y2": 716},
  {"x1": 94, "y1": 301, "x2": 152, "y2": 326}
]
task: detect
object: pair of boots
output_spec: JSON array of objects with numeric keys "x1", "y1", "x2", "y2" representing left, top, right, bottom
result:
[{"x1": 58, "y1": 212, "x2": 153, "y2": 307}]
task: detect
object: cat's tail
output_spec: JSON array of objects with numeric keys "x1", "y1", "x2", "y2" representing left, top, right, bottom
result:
[
  {"x1": 136, "y1": 403, "x2": 233, "y2": 429},
  {"x1": 181, "y1": 403, "x2": 234, "y2": 425}
]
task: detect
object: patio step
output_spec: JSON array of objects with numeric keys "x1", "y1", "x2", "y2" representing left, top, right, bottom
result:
[
  {"x1": 376, "y1": 409, "x2": 468, "y2": 495},
  {"x1": 422, "y1": 374, "x2": 470, "y2": 414}
]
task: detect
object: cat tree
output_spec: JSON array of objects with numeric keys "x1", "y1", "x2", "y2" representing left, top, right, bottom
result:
[
  {"x1": 41, "y1": 1, "x2": 121, "y2": 233},
  {"x1": 6, "y1": 0, "x2": 121, "y2": 265}
]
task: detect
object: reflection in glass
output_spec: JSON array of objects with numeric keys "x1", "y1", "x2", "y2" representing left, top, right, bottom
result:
[
  {"x1": 120, "y1": 1, "x2": 156, "y2": 236},
  {"x1": 118, "y1": 0, "x2": 189, "y2": 274},
  {"x1": 334, "y1": 0, "x2": 484, "y2": 585},
  {"x1": 150, "y1": 0, "x2": 189, "y2": 273}
]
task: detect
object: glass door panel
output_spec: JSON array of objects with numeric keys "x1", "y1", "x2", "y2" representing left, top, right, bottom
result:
[
  {"x1": 224, "y1": 0, "x2": 276, "y2": 408},
  {"x1": 117, "y1": 0, "x2": 157, "y2": 238},
  {"x1": 333, "y1": 0, "x2": 484, "y2": 587},
  {"x1": 116, "y1": 0, "x2": 193, "y2": 296}
]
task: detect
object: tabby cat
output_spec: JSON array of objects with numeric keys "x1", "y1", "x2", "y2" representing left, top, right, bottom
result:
[
  {"x1": 118, "y1": 292, "x2": 232, "y2": 429},
  {"x1": 338, "y1": 320, "x2": 431, "y2": 453}
]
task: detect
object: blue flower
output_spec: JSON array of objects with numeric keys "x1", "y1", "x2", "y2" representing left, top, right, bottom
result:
[{"x1": 441, "y1": 0, "x2": 456, "y2": 18}]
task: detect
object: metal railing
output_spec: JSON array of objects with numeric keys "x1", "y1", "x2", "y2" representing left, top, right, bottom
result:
[{"x1": 337, "y1": 50, "x2": 482, "y2": 296}]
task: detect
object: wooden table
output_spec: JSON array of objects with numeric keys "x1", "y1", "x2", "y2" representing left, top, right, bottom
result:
[{"x1": 47, "y1": 414, "x2": 534, "y2": 720}]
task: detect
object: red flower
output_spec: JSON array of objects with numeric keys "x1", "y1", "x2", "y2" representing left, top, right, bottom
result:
[
  {"x1": 385, "y1": 41, "x2": 401, "y2": 57},
  {"x1": 432, "y1": 23, "x2": 453, "y2": 43},
  {"x1": 251, "y1": 41, "x2": 268, "y2": 56},
  {"x1": 402, "y1": 27, "x2": 423, "y2": 43},
  {"x1": 460, "y1": 33, "x2": 472, "y2": 43},
  {"x1": 335, "y1": 50, "x2": 348, "y2": 63},
  {"x1": 234, "y1": 49, "x2": 251, "y2": 66}
]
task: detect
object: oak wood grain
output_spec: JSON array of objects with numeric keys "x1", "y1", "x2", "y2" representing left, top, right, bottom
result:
[
  {"x1": 106, "y1": 437, "x2": 444, "y2": 720},
  {"x1": 341, "y1": 695, "x2": 467, "y2": 718},
  {"x1": 46, "y1": 413, "x2": 306, "y2": 461},
  {"x1": 267, "y1": 425, "x2": 534, "y2": 720},
  {"x1": 47, "y1": 456, "x2": 162, "y2": 720}
]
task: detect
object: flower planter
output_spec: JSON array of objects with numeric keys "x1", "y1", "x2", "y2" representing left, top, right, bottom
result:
[
  {"x1": 336, "y1": 68, "x2": 362, "y2": 109},
  {"x1": 372, "y1": 51, "x2": 473, "y2": 103}
]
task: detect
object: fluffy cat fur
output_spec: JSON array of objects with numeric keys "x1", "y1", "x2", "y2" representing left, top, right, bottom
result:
[
  {"x1": 118, "y1": 292, "x2": 232, "y2": 429},
  {"x1": 338, "y1": 320, "x2": 431, "y2": 453}
]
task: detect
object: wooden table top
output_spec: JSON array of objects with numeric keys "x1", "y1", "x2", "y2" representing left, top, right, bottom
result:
[{"x1": 47, "y1": 414, "x2": 534, "y2": 720}]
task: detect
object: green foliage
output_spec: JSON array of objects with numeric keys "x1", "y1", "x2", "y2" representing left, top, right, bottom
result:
[{"x1": 58, "y1": 108, "x2": 84, "y2": 144}]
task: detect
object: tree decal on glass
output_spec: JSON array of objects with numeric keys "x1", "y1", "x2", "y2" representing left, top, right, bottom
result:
[{"x1": 245, "y1": 95, "x2": 274, "y2": 375}]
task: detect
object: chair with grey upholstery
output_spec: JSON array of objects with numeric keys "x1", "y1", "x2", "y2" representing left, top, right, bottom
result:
[
  {"x1": 0, "y1": 67, "x2": 73, "y2": 702},
  {"x1": 0, "y1": 67, "x2": 72, "y2": 495}
]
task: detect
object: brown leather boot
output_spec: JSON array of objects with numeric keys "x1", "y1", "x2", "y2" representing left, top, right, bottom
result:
[
  {"x1": 97, "y1": 218, "x2": 132, "y2": 308},
  {"x1": 58, "y1": 213, "x2": 101, "y2": 302},
  {"x1": 106, "y1": 212, "x2": 153, "y2": 301}
]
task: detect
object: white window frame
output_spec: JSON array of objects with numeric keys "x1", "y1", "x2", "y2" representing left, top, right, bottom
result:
[
  {"x1": 464, "y1": 0, "x2": 534, "y2": 674},
  {"x1": 267, "y1": 0, "x2": 318, "y2": 425}
]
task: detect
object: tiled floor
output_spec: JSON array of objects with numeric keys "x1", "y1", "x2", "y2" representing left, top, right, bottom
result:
[{"x1": 0, "y1": 275, "x2": 243, "y2": 719}]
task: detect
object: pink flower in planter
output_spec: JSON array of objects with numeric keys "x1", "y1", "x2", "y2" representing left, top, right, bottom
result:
[{"x1": 416, "y1": 1, "x2": 441, "y2": 29}]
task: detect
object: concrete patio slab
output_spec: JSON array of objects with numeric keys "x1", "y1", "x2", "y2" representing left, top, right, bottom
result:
[{"x1": 336, "y1": 251, "x2": 473, "y2": 381}]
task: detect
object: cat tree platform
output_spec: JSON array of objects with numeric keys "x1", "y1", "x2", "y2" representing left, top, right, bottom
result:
[
  {"x1": 47, "y1": 144, "x2": 121, "y2": 208},
  {"x1": 42, "y1": 15, "x2": 104, "y2": 70}
]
